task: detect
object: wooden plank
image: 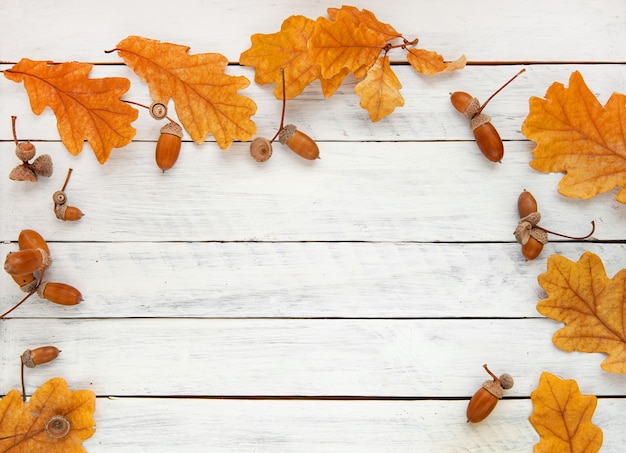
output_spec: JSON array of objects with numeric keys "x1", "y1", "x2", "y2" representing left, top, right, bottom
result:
[
  {"x1": 2, "y1": 140, "x2": 621, "y2": 242},
  {"x1": 2, "y1": 318, "x2": 626, "y2": 398},
  {"x1": 1, "y1": 64, "x2": 625, "y2": 142},
  {"x1": 78, "y1": 397, "x2": 626, "y2": 452},
  {"x1": 1, "y1": 242, "x2": 624, "y2": 319},
  {"x1": 0, "y1": 0, "x2": 624, "y2": 63}
]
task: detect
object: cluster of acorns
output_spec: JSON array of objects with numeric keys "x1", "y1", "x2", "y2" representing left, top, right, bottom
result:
[
  {"x1": 8, "y1": 116, "x2": 53, "y2": 182},
  {"x1": 3, "y1": 229, "x2": 83, "y2": 314}
]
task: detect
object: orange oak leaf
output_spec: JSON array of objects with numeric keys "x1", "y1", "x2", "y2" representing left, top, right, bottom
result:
[
  {"x1": 327, "y1": 6, "x2": 401, "y2": 42},
  {"x1": 308, "y1": 9, "x2": 387, "y2": 81},
  {"x1": 522, "y1": 71, "x2": 626, "y2": 203},
  {"x1": 354, "y1": 55, "x2": 404, "y2": 121},
  {"x1": 239, "y1": 15, "x2": 320, "y2": 100},
  {"x1": 406, "y1": 48, "x2": 467, "y2": 75},
  {"x1": 112, "y1": 36, "x2": 256, "y2": 148},
  {"x1": 530, "y1": 371, "x2": 602, "y2": 453},
  {"x1": 4, "y1": 59, "x2": 137, "y2": 164},
  {"x1": 537, "y1": 252, "x2": 626, "y2": 373},
  {"x1": 0, "y1": 377, "x2": 96, "y2": 452}
]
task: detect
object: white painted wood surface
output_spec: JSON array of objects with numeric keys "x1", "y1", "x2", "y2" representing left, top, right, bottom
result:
[{"x1": 1, "y1": 0, "x2": 625, "y2": 451}]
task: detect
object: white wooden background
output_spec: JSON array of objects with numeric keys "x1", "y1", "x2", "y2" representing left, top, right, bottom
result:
[{"x1": 1, "y1": 0, "x2": 626, "y2": 451}]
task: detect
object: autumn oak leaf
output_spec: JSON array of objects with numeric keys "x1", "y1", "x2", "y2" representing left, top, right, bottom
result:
[
  {"x1": 308, "y1": 9, "x2": 387, "y2": 80},
  {"x1": 112, "y1": 36, "x2": 256, "y2": 148},
  {"x1": 327, "y1": 6, "x2": 401, "y2": 42},
  {"x1": 0, "y1": 377, "x2": 96, "y2": 452},
  {"x1": 354, "y1": 55, "x2": 404, "y2": 121},
  {"x1": 522, "y1": 71, "x2": 626, "y2": 203},
  {"x1": 530, "y1": 372, "x2": 602, "y2": 453},
  {"x1": 4, "y1": 59, "x2": 137, "y2": 164},
  {"x1": 406, "y1": 48, "x2": 467, "y2": 75},
  {"x1": 537, "y1": 252, "x2": 626, "y2": 373},
  {"x1": 239, "y1": 15, "x2": 320, "y2": 100}
]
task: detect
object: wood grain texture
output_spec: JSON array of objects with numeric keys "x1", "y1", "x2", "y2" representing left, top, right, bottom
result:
[{"x1": 1, "y1": 0, "x2": 625, "y2": 451}]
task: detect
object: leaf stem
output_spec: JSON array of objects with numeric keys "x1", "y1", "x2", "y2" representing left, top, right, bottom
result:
[
  {"x1": 11, "y1": 115, "x2": 19, "y2": 145},
  {"x1": 482, "y1": 364, "x2": 499, "y2": 382},
  {"x1": 537, "y1": 220, "x2": 596, "y2": 240},
  {"x1": 0, "y1": 288, "x2": 37, "y2": 319},
  {"x1": 21, "y1": 360, "x2": 26, "y2": 401},
  {"x1": 60, "y1": 168, "x2": 73, "y2": 192},
  {"x1": 476, "y1": 68, "x2": 526, "y2": 115}
]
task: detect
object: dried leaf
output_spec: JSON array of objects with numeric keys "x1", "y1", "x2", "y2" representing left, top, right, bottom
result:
[
  {"x1": 4, "y1": 59, "x2": 137, "y2": 164},
  {"x1": 354, "y1": 56, "x2": 404, "y2": 121},
  {"x1": 522, "y1": 71, "x2": 626, "y2": 203},
  {"x1": 530, "y1": 371, "x2": 602, "y2": 453},
  {"x1": 0, "y1": 377, "x2": 96, "y2": 452},
  {"x1": 113, "y1": 36, "x2": 257, "y2": 148},
  {"x1": 406, "y1": 48, "x2": 466, "y2": 75},
  {"x1": 239, "y1": 15, "x2": 320, "y2": 100},
  {"x1": 327, "y1": 6, "x2": 401, "y2": 41},
  {"x1": 537, "y1": 252, "x2": 626, "y2": 373},
  {"x1": 308, "y1": 9, "x2": 387, "y2": 80}
]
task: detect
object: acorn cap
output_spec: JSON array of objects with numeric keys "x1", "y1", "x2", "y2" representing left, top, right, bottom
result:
[
  {"x1": 250, "y1": 137, "x2": 273, "y2": 162},
  {"x1": 160, "y1": 121, "x2": 183, "y2": 138},
  {"x1": 278, "y1": 124, "x2": 297, "y2": 145},
  {"x1": 31, "y1": 154, "x2": 53, "y2": 177},
  {"x1": 9, "y1": 165, "x2": 37, "y2": 182},
  {"x1": 15, "y1": 142, "x2": 36, "y2": 161}
]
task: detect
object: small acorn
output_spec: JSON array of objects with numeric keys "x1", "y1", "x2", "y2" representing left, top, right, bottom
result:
[
  {"x1": 278, "y1": 124, "x2": 319, "y2": 160},
  {"x1": 466, "y1": 364, "x2": 514, "y2": 423},
  {"x1": 30, "y1": 154, "x2": 54, "y2": 177},
  {"x1": 250, "y1": 137, "x2": 273, "y2": 162},
  {"x1": 53, "y1": 169, "x2": 84, "y2": 221},
  {"x1": 9, "y1": 165, "x2": 38, "y2": 182},
  {"x1": 21, "y1": 346, "x2": 61, "y2": 368},
  {"x1": 4, "y1": 248, "x2": 51, "y2": 276},
  {"x1": 155, "y1": 121, "x2": 183, "y2": 172},
  {"x1": 37, "y1": 281, "x2": 83, "y2": 305}
]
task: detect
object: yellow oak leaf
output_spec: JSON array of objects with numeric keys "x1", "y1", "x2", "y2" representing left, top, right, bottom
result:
[
  {"x1": 112, "y1": 36, "x2": 256, "y2": 148},
  {"x1": 537, "y1": 252, "x2": 626, "y2": 373},
  {"x1": 522, "y1": 70, "x2": 626, "y2": 203},
  {"x1": 406, "y1": 48, "x2": 467, "y2": 75},
  {"x1": 530, "y1": 372, "x2": 602, "y2": 453},
  {"x1": 0, "y1": 377, "x2": 96, "y2": 452},
  {"x1": 4, "y1": 59, "x2": 137, "y2": 164},
  {"x1": 354, "y1": 56, "x2": 404, "y2": 121},
  {"x1": 308, "y1": 9, "x2": 387, "y2": 80},
  {"x1": 327, "y1": 6, "x2": 401, "y2": 42},
  {"x1": 239, "y1": 15, "x2": 320, "y2": 100}
]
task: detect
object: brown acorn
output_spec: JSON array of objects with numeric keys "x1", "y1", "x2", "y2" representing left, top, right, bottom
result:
[
  {"x1": 21, "y1": 346, "x2": 61, "y2": 368},
  {"x1": 466, "y1": 364, "x2": 514, "y2": 423},
  {"x1": 31, "y1": 154, "x2": 53, "y2": 177},
  {"x1": 37, "y1": 281, "x2": 83, "y2": 305},
  {"x1": 11, "y1": 273, "x2": 38, "y2": 292},
  {"x1": 4, "y1": 248, "x2": 51, "y2": 276},
  {"x1": 155, "y1": 121, "x2": 183, "y2": 172},
  {"x1": 18, "y1": 229, "x2": 50, "y2": 255},
  {"x1": 9, "y1": 165, "x2": 37, "y2": 182},
  {"x1": 55, "y1": 203, "x2": 85, "y2": 221},
  {"x1": 278, "y1": 124, "x2": 319, "y2": 160}
]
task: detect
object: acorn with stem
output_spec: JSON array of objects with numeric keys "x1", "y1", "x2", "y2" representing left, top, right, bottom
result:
[
  {"x1": 53, "y1": 168, "x2": 84, "y2": 221},
  {"x1": 250, "y1": 68, "x2": 319, "y2": 162},
  {"x1": 8, "y1": 115, "x2": 53, "y2": 182}
]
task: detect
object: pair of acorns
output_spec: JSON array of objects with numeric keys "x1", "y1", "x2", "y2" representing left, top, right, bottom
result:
[
  {"x1": 8, "y1": 116, "x2": 53, "y2": 182},
  {"x1": 3, "y1": 229, "x2": 83, "y2": 316}
]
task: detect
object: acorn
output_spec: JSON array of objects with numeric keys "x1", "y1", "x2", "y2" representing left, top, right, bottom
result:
[
  {"x1": 278, "y1": 124, "x2": 319, "y2": 160},
  {"x1": 11, "y1": 273, "x2": 38, "y2": 292},
  {"x1": 18, "y1": 229, "x2": 50, "y2": 255},
  {"x1": 250, "y1": 137, "x2": 273, "y2": 162},
  {"x1": 21, "y1": 346, "x2": 61, "y2": 368},
  {"x1": 155, "y1": 121, "x2": 183, "y2": 172},
  {"x1": 37, "y1": 281, "x2": 83, "y2": 305},
  {"x1": 55, "y1": 203, "x2": 85, "y2": 221},
  {"x1": 31, "y1": 154, "x2": 53, "y2": 177},
  {"x1": 4, "y1": 248, "x2": 51, "y2": 276},
  {"x1": 9, "y1": 165, "x2": 37, "y2": 182},
  {"x1": 466, "y1": 364, "x2": 514, "y2": 423}
]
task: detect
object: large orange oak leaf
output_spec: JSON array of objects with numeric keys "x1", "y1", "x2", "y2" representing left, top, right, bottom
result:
[
  {"x1": 308, "y1": 9, "x2": 387, "y2": 80},
  {"x1": 522, "y1": 71, "x2": 626, "y2": 203},
  {"x1": 0, "y1": 377, "x2": 96, "y2": 452},
  {"x1": 239, "y1": 15, "x2": 320, "y2": 100},
  {"x1": 530, "y1": 371, "x2": 602, "y2": 453},
  {"x1": 406, "y1": 48, "x2": 467, "y2": 75},
  {"x1": 537, "y1": 252, "x2": 626, "y2": 373},
  {"x1": 4, "y1": 59, "x2": 137, "y2": 164},
  {"x1": 113, "y1": 36, "x2": 257, "y2": 148},
  {"x1": 354, "y1": 55, "x2": 404, "y2": 121}
]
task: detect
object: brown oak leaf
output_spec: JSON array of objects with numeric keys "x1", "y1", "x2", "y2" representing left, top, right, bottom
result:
[
  {"x1": 530, "y1": 371, "x2": 602, "y2": 453},
  {"x1": 112, "y1": 36, "x2": 257, "y2": 148},
  {"x1": 354, "y1": 55, "x2": 404, "y2": 121},
  {"x1": 537, "y1": 252, "x2": 626, "y2": 373},
  {"x1": 406, "y1": 47, "x2": 467, "y2": 75},
  {"x1": 522, "y1": 70, "x2": 626, "y2": 203},
  {"x1": 4, "y1": 59, "x2": 137, "y2": 164},
  {"x1": 0, "y1": 377, "x2": 96, "y2": 452}
]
